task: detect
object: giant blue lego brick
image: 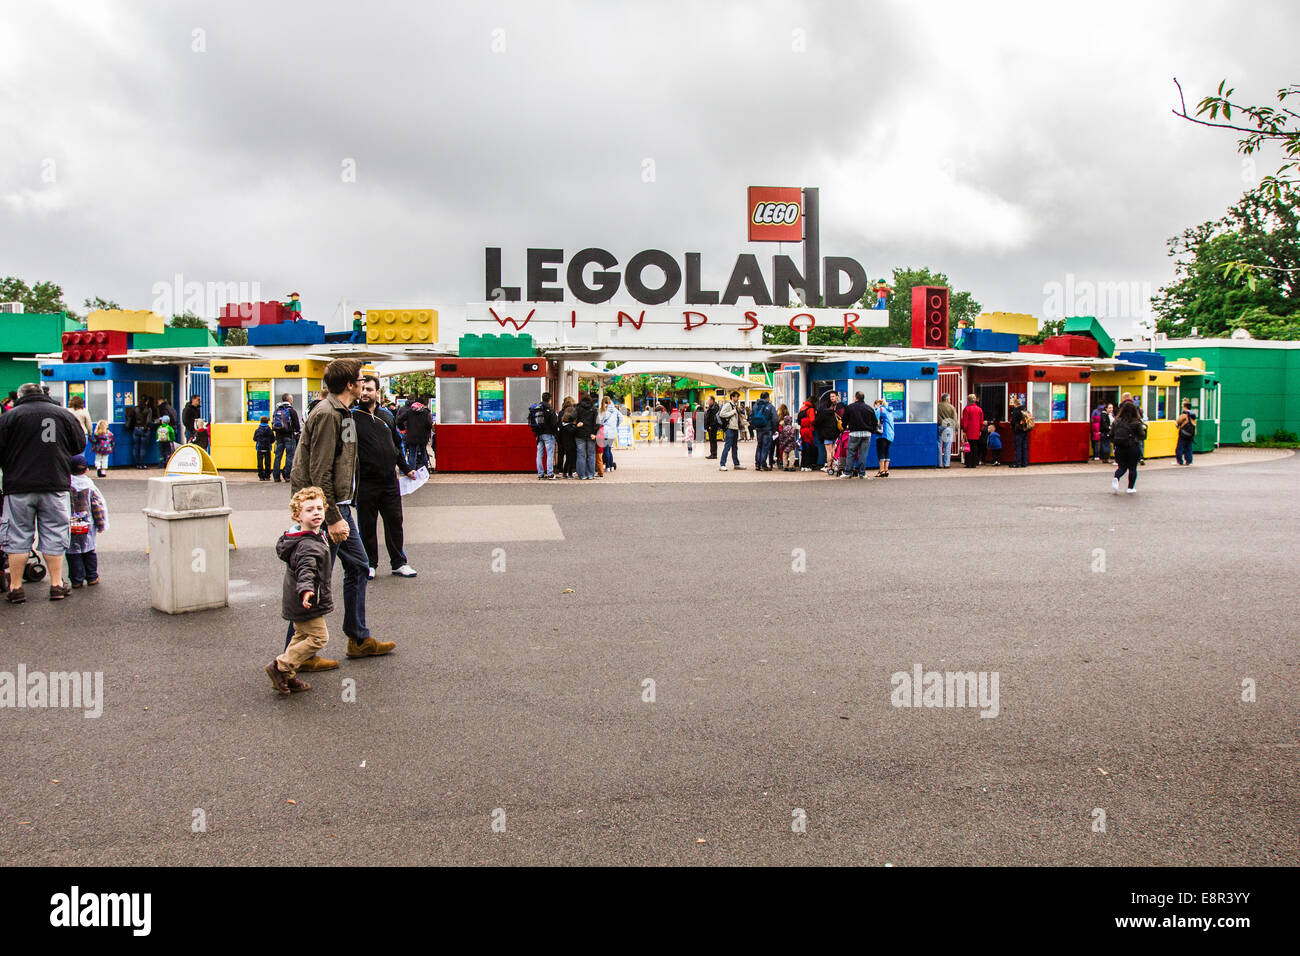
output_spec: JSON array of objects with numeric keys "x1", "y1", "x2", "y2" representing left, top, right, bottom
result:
[
  {"x1": 1116, "y1": 350, "x2": 1167, "y2": 370},
  {"x1": 247, "y1": 320, "x2": 325, "y2": 347},
  {"x1": 962, "y1": 329, "x2": 1020, "y2": 352}
]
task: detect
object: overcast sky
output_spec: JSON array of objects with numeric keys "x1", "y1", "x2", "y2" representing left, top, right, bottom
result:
[{"x1": 2, "y1": 0, "x2": 1296, "y2": 339}]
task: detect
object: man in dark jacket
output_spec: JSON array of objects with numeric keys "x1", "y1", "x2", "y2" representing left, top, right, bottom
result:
[
  {"x1": 288, "y1": 359, "x2": 395, "y2": 668},
  {"x1": 354, "y1": 375, "x2": 418, "y2": 579},
  {"x1": 841, "y1": 392, "x2": 880, "y2": 479},
  {"x1": 271, "y1": 393, "x2": 302, "y2": 483},
  {"x1": 574, "y1": 393, "x2": 598, "y2": 479},
  {"x1": 127, "y1": 396, "x2": 156, "y2": 469},
  {"x1": 751, "y1": 392, "x2": 777, "y2": 471},
  {"x1": 531, "y1": 391, "x2": 560, "y2": 479},
  {"x1": 813, "y1": 392, "x2": 841, "y2": 472},
  {"x1": 0, "y1": 383, "x2": 86, "y2": 602},
  {"x1": 181, "y1": 394, "x2": 202, "y2": 443},
  {"x1": 402, "y1": 400, "x2": 433, "y2": 473},
  {"x1": 703, "y1": 397, "x2": 720, "y2": 458}
]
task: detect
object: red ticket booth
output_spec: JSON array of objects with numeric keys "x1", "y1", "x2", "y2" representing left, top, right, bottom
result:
[
  {"x1": 434, "y1": 357, "x2": 550, "y2": 471},
  {"x1": 968, "y1": 364, "x2": 1093, "y2": 463}
]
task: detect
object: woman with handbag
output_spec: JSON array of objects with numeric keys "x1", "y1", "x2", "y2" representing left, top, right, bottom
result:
[{"x1": 960, "y1": 395, "x2": 985, "y2": 468}]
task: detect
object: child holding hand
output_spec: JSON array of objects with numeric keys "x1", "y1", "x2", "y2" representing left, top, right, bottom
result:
[{"x1": 265, "y1": 487, "x2": 334, "y2": 696}]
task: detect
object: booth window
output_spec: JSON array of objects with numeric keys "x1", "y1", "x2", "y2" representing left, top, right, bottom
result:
[
  {"x1": 438, "y1": 378, "x2": 473, "y2": 424},
  {"x1": 507, "y1": 377, "x2": 543, "y2": 424},
  {"x1": 1166, "y1": 386, "x2": 1179, "y2": 419},
  {"x1": 1031, "y1": 382, "x2": 1052, "y2": 423},
  {"x1": 857, "y1": 380, "x2": 882, "y2": 404},
  {"x1": 1068, "y1": 382, "x2": 1089, "y2": 421},
  {"x1": 85, "y1": 380, "x2": 110, "y2": 423},
  {"x1": 212, "y1": 379, "x2": 244, "y2": 424},
  {"x1": 907, "y1": 380, "x2": 936, "y2": 423},
  {"x1": 273, "y1": 378, "x2": 305, "y2": 416},
  {"x1": 1204, "y1": 388, "x2": 1217, "y2": 421},
  {"x1": 46, "y1": 381, "x2": 66, "y2": 406},
  {"x1": 976, "y1": 383, "x2": 1006, "y2": 423}
]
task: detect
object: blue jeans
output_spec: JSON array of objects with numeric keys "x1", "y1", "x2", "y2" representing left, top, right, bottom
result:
[
  {"x1": 755, "y1": 428, "x2": 773, "y2": 468},
  {"x1": 575, "y1": 438, "x2": 596, "y2": 478},
  {"x1": 939, "y1": 427, "x2": 953, "y2": 467},
  {"x1": 283, "y1": 503, "x2": 369, "y2": 649},
  {"x1": 847, "y1": 433, "x2": 873, "y2": 474},
  {"x1": 536, "y1": 434, "x2": 556, "y2": 475},
  {"x1": 1176, "y1": 436, "x2": 1194, "y2": 464},
  {"x1": 67, "y1": 550, "x2": 99, "y2": 585},
  {"x1": 814, "y1": 439, "x2": 827, "y2": 468},
  {"x1": 406, "y1": 442, "x2": 429, "y2": 473},
  {"x1": 273, "y1": 436, "x2": 297, "y2": 480},
  {"x1": 132, "y1": 427, "x2": 151, "y2": 465},
  {"x1": 1013, "y1": 431, "x2": 1029, "y2": 467},
  {"x1": 720, "y1": 429, "x2": 739, "y2": 466}
]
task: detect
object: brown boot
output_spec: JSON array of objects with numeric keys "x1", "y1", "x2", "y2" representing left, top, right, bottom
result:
[
  {"x1": 346, "y1": 637, "x2": 395, "y2": 658},
  {"x1": 265, "y1": 662, "x2": 290, "y2": 696},
  {"x1": 286, "y1": 676, "x2": 312, "y2": 693},
  {"x1": 297, "y1": 655, "x2": 339, "y2": 672},
  {"x1": 5, "y1": 586, "x2": 25, "y2": 604}
]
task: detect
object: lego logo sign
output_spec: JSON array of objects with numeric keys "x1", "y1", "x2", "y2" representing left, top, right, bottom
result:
[
  {"x1": 747, "y1": 186, "x2": 803, "y2": 242},
  {"x1": 910, "y1": 285, "x2": 950, "y2": 349}
]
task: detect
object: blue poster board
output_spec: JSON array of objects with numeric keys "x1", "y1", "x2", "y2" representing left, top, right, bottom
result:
[
  {"x1": 112, "y1": 385, "x2": 134, "y2": 424},
  {"x1": 883, "y1": 381, "x2": 905, "y2": 421}
]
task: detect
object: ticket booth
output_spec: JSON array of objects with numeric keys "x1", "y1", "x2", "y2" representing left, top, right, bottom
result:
[
  {"x1": 208, "y1": 359, "x2": 325, "y2": 470},
  {"x1": 1090, "y1": 360, "x2": 1183, "y2": 459},
  {"x1": 38, "y1": 360, "x2": 180, "y2": 466},
  {"x1": 968, "y1": 364, "x2": 1092, "y2": 463},
  {"x1": 434, "y1": 357, "x2": 549, "y2": 471},
  {"x1": 805, "y1": 360, "x2": 940, "y2": 467}
]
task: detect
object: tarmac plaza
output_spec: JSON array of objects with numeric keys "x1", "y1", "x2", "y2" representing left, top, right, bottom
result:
[{"x1": 1, "y1": 449, "x2": 1296, "y2": 866}]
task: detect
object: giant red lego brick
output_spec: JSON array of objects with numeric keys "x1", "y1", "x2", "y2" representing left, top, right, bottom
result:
[
  {"x1": 61, "y1": 329, "x2": 128, "y2": 363},
  {"x1": 1044, "y1": 334, "x2": 1100, "y2": 357},
  {"x1": 218, "y1": 301, "x2": 291, "y2": 328}
]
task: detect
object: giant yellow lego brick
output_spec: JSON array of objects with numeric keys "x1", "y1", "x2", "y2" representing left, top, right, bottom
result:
[
  {"x1": 1174, "y1": 356, "x2": 1206, "y2": 371},
  {"x1": 86, "y1": 309, "x2": 165, "y2": 335},
  {"x1": 366, "y1": 308, "x2": 437, "y2": 345},
  {"x1": 210, "y1": 359, "x2": 328, "y2": 379},
  {"x1": 975, "y1": 312, "x2": 1039, "y2": 337}
]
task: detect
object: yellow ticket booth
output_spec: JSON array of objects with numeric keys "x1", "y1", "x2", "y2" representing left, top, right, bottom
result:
[
  {"x1": 209, "y1": 359, "x2": 326, "y2": 470},
  {"x1": 1089, "y1": 367, "x2": 1185, "y2": 459}
]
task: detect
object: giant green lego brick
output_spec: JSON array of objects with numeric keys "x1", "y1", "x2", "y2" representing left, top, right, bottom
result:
[
  {"x1": 1063, "y1": 316, "x2": 1115, "y2": 358},
  {"x1": 0, "y1": 312, "x2": 79, "y2": 354},
  {"x1": 130, "y1": 326, "x2": 218, "y2": 350},
  {"x1": 458, "y1": 333, "x2": 536, "y2": 357}
]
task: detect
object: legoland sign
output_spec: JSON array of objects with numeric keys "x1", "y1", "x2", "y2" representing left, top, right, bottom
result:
[{"x1": 468, "y1": 186, "x2": 887, "y2": 347}]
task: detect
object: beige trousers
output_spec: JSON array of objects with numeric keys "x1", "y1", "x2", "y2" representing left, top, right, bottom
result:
[{"x1": 275, "y1": 616, "x2": 329, "y2": 678}]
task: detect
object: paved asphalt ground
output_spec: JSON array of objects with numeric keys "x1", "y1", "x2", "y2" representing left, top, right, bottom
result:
[{"x1": 1, "y1": 454, "x2": 1296, "y2": 866}]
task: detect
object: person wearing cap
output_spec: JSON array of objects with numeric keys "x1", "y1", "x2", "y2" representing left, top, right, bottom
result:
[
  {"x1": 0, "y1": 382, "x2": 86, "y2": 603},
  {"x1": 155, "y1": 414, "x2": 177, "y2": 465},
  {"x1": 66, "y1": 454, "x2": 109, "y2": 588}
]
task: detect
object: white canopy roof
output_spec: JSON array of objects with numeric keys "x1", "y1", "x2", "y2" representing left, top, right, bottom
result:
[{"x1": 600, "y1": 361, "x2": 769, "y2": 390}]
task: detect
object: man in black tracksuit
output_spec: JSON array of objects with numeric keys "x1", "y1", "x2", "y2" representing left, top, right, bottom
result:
[
  {"x1": 353, "y1": 376, "x2": 419, "y2": 578},
  {"x1": 704, "y1": 397, "x2": 720, "y2": 459}
]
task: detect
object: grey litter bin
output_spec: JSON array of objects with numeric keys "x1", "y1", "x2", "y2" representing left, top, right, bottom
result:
[{"x1": 143, "y1": 474, "x2": 233, "y2": 613}]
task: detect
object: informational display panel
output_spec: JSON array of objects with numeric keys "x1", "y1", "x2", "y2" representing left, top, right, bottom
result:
[
  {"x1": 246, "y1": 379, "x2": 272, "y2": 423},
  {"x1": 883, "y1": 381, "x2": 905, "y2": 420},
  {"x1": 476, "y1": 379, "x2": 505, "y2": 423}
]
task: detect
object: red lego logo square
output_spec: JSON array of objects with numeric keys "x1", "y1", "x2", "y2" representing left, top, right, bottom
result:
[{"x1": 748, "y1": 186, "x2": 803, "y2": 242}]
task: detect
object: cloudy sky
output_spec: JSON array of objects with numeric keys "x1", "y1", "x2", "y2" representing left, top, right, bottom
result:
[{"x1": 2, "y1": 0, "x2": 1296, "y2": 339}]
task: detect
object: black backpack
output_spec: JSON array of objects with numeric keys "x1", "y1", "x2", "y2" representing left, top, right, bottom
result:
[{"x1": 527, "y1": 402, "x2": 548, "y2": 435}]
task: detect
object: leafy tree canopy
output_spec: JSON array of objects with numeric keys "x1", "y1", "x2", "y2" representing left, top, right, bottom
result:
[{"x1": 0, "y1": 276, "x2": 72, "y2": 315}]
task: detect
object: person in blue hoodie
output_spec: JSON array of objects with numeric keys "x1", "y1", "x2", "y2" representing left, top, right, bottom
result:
[
  {"x1": 984, "y1": 422, "x2": 1003, "y2": 465},
  {"x1": 253, "y1": 415, "x2": 276, "y2": 481},
  {"x1": 872, "y1": 398, "x2": 896, "y2": 477}
]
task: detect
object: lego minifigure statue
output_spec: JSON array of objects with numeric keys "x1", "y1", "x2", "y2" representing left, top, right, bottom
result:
[
  {"x1": 350, "y1": 310, "x2": 366, "y2": 344},
  {"x1": 871, "y1": 281, "x2": 892, "y2": 310},
  {"x1": 285, "y1": 292, "x2": 302, "y2": 318}
]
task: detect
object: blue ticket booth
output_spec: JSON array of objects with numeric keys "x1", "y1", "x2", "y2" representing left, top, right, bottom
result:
[
  {"x1": 806, "y1": 360, "x2": 940, "y2": 468},
  {"x1": 38, "y1": 360, "x2": 183, "y2": 467}
]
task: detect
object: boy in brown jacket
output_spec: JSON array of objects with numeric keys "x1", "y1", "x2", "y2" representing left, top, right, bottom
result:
[{"x1": 266, "y1": 487, "x2": 334, "y2": 695}]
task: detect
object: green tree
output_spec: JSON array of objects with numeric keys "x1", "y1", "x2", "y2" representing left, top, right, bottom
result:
[
  {"x1": 388, "y1": 372, "x2": 437, "y2": 397},
  {"x1": 83, "y1": 296, "x2": 121, "y2": 312},
  {"x1": 1021, "y1": 318, "x2": 1066, "y2": 345},
  {"x1": 223, "y1": 327, "x2": 248, "y2": 346},
  {"x1": 169, "y1": 311, "x2": 210, "y2": 329},
  {"x1": 0, "y1": 276, "x2": 72, "y2": 314},
  {"x1": 1151, "y1": 184, "x2": 1299, "y2": 337},
  {"x1": 1173, "y1": 77, "x2": 1299, "y2": 200}
]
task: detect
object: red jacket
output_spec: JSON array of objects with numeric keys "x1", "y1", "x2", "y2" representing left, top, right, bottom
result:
[
  {"x1": 798, "y1": 401, "x2": 815, "y2": 442},
  {"x1": 960, "y1": 402, "x2": 985, "y2": 441}
]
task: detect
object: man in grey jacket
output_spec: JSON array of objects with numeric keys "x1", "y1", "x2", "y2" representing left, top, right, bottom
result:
[
  {"x1": 717, "y1": 390, "x2": 747, "y2": 471},
  {"x1": 287, "y1": 358, "x2": 395, "y2": 669}
]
